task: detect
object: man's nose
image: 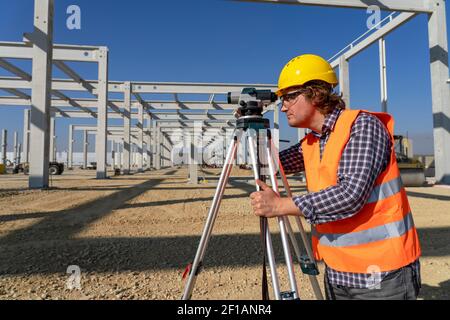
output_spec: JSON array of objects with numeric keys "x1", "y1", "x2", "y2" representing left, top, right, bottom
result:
[{"x1": 281, "y1": 103, "x2": 288, "y2": 113}]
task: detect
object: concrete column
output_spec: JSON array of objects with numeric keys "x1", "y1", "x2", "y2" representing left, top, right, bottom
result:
[
  {"x1": 29, "y1": 0, "x2": 54, "y2": 189},
  {"x1": 164, "y1": 133, "x2": 168, "y2": 168},
  {"x1": 1, "y1": 130, "x2": 6, "y2": 166},
  {"x1": 152, "y1": 119, "x2": 157, "y2": 170},
  {"x1": 17, "y1": 144, "x2": 22, "y2": 164},
  {"x1": 83, "y1": 130, "x2": 88, "y2": 169},
  {"x1": 122, "y1": 82, "x2": 131, "y2": 174},
  {"x1": 243, "y1": 132, "x2": 248, "y2": 165},
  {"x1": 189, "y1": 123, "x2": 202, "y2": 184},
  {"x1": 131, "y1": 143, "x2": 136, "y2": 168},
  {"x1": 116, "y1": 141, "x2": 123, "y2": 169},
  {"x1": 339, "y1": 56, "x2": 350, "y2": 109},
  {"x1": 155, "y1": 124, "x2": 161, "y2": 170},
  {"x1": 223, "y1": 131, "x2": 227, "y2": 166},
  {"x1": 166, "y1": 136, "x2": 170, "y2": 168},
  {"x1": 145, "y1": 114, "x2": 152, "y2": 170},
  {"x1": 23, "y1": 110, "x2": 30, "y2": 163},
  {"x1": 233, "y1": 130, "x2": 238, "y2": 166},
  {"x1": 236, "y1": 132, "x2": 244, "y2": 166},
  {"x1": 298, "y1": 128, "x2": 307, "y2": 183},
  {"x1": 161, "y1": 133, "x2": 168, "y2": 168},
  {"x1": 137, "y1": 104, "x2": 144, "y2": 172},
  {"x1": 116, "y1": 140, "x2": 121, "y2": 168},
  {"x1": 273, "y1": 105, "x2": 280, "y2": 152},
  {"x1": 428, "y1": 0, "x2": 450, "y2": 184},
  {"x1": 169, "y1": 139, "x2": 175, "y2": 168},
  {"x1": 298, "y1": 128, "x2": 307, "y2": 143},
  {"x1": 95, "y1": 46, "x2": 109, "y2": 179},
  {"x1": 379, "y1": 38, "x2": 388, "y2": 113},
  {"x1": 189, "y1": 132, "x2": 198, "y2": 184},
  {"x1": 162, "y1": 135, "x2": 166, "y2": 168},
  {"x1": 49, "y1": 116, "x2": 55, "y2": 162},
  {"x1": 13, "y1": 132, "x2": 18, "y2": 165},
  {"x1": 183, "y1": 131, "x2": 188, "y2": 167},
  {"x1": 119, "y1": 142, "x2": 123, "y2": 168},
  {"x1": 111, "y1": 140, "x2": 115, "y2": 169},
  {"x1": 162, "y1": 134, "x2": 167, "y2": 168},
  {"x1": 167, "y1": 136, "x2": 173, "y2": 168},
  {"x1": 68, "y1": 125, "x2": 74, "y2": 169}
]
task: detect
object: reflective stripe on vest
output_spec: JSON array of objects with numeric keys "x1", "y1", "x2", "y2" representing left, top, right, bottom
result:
[
  {"x1": 313, "y1": 212, "x2": 415, "y2": 247},
  {"x1": 367, "y1": 176, "x2": 403, "y2": 204}
]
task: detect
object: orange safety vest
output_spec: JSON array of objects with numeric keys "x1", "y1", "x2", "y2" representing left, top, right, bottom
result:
[{"x1": 301, "y1": 110, "x2": 421, "y2": 273}]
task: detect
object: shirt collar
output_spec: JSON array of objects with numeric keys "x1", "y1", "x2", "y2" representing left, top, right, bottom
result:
[{"x1": 311, "y1": 108, "x2": 343, "y2": 138}]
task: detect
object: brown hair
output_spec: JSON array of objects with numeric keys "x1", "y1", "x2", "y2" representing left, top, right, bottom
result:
[{"x1": 294, "y1": 80, "x2": 346, "y2": 115}]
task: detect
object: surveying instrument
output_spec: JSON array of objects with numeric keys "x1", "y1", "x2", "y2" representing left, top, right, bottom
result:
[{"x1": 181, "y1": 88, "x2": 323, "y2": 300}]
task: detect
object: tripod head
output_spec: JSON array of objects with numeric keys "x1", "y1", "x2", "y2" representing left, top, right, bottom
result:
[{"x1": 228, "y1": 88, "x2": 278, "y2": 129}]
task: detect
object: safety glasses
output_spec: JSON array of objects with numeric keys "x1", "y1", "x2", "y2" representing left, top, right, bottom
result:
[{"x1": 280, "y1": 89, "x2": 306, "y2": 105}]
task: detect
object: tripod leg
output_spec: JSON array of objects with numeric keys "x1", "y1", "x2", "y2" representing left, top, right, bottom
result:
[
  {"x1": 182, "y1": 129, "x2": 242, "y2": 300},
  {"x1": 284, "y1": 217, "x2": 323, "y2": 299},
  {"x1": 247, "y1": 130, "x2": 281, "y2": 300},
  {"x1": 265, "y1": 130, "x2": 299, "y2": 300},
  {"x1": 272, "y1": 144, "x2": 324, "y2": 300}
]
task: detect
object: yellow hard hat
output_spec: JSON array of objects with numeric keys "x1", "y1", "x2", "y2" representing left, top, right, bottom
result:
[{"x1": 276, "y1": 54, "x2": 338, "y2": 96}]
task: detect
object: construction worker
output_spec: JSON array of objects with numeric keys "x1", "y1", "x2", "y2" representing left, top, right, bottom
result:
[{"x1": 250, "y1": 54, "x2": 422, "y2": 300}]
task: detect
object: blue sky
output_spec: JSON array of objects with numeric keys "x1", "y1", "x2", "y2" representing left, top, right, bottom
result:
[{"x1": 0, "y1": 0, "x2": 448, "y2": 154}]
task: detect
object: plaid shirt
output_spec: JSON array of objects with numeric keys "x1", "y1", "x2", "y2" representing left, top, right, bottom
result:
[{"x1": 279, "y1": 108, "x2": 420, "y2": 289}]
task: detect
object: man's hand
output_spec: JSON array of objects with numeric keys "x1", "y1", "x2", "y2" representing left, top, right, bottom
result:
[
  {"x1": 233, "y1": 108, "x2": 242, "y2": 119},
  {"x1": 250, "y1": 180, "x2": 302, "y2": 218}
]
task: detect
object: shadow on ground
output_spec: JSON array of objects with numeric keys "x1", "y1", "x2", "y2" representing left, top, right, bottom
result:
[
  {"x1": 420, "y1": 280, "x2": 450, "y2": 300},
  {"x1": 0, "y1": 173, "x2": 448, "y2": 300}
]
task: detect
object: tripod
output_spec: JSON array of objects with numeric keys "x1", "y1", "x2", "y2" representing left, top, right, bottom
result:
[{"x1": 182, "y1": 115, "x2": 323, "y2": 300}]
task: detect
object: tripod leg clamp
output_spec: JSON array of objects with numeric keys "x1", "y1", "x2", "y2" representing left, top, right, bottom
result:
[
  {"x1": 182, "y1": 262, "x2": 203, "y2": 280},
  {"x1": 300, "y1": 255, "x2": 320, "y2": 276}
]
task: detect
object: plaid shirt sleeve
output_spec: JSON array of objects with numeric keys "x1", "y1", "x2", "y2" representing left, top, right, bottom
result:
[
  {"x1": 279, "y1": 143, "x2": 305, "y2": 174},
  {"x1": 293, "y1": 113, "x2": 392, "y2": 225}
]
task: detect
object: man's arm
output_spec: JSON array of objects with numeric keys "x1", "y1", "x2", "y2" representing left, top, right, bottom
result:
[
  {"x1": 279, "y1": 143, "x2": 305, "y2": 174},
  {"x1": 293, "y1": 113, "x2": 392, "y2": 225}
]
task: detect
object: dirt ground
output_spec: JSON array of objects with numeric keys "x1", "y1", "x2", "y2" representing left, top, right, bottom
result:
[{"x1": 0, "y1": 168, "x2": 449, "y2": 300}]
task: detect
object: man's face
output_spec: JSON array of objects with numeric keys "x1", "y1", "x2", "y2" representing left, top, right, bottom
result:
[{"x1": 280, "y1": 89, "x2": 316, "y2": 128}]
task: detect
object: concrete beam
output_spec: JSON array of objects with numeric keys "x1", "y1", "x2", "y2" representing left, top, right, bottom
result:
[
  {"x1": 0, "y1": 41, "x2": 100, "y2": 62},
  {"x1": 0, "y1": 58, "x2": 32, "y2": 81},
  {"x1": 132, "y1": 82, "x2": 277, "y2": 94},
  {"x1": 239, "y1": 0, "x2": 433, "y2": 13},
  {"x1": 0, "y1": 76, "x2": 276, "y2": 96},
  {"x1": 330, "y1": 12, "x2": 417, "y2": 68}
]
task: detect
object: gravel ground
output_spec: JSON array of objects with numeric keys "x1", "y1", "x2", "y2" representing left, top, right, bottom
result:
[{"x1": 0, "y1": 168, "x2": 449, "y2": 300}]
